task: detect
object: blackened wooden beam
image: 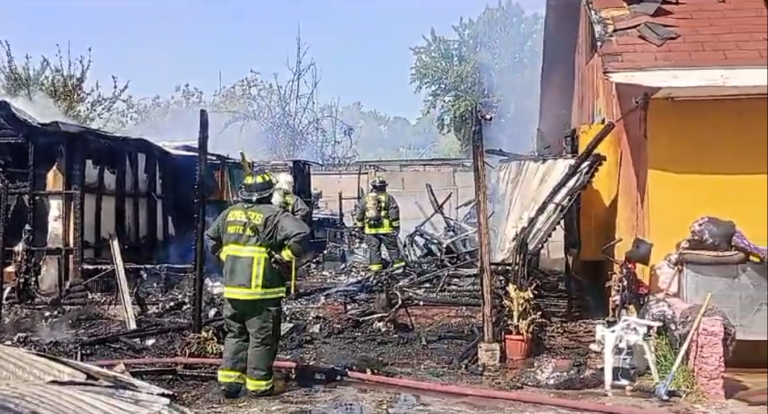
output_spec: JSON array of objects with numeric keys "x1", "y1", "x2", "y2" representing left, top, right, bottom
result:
[
  {"x1": 71, "y1": 139, "x2": 86, "y2": 280},
  {"x1": 0, "y1": 174, "x2": 8, "y2": 324},
  {"x1": 147, "y1": 152, "x2": 158, "y2": 258},
  {"x1": 94, "y1": 164, "x2": 106, "y2": 258},
  {"x1": 129, "y1": 151, "x2": 140, "y2": 251},
  {"x1": 61, "y1": 143, "x2": 72, "y2": 292},
  {"x1": 192, "y1": 109, "x2": 209, "y2": 333},
  {"x1": 115, "y1": 149, "x2": 127, "y2": 243},
  {"x1": 160, "y1": 159, "x2": 169, "y2": 251},
  {"x1": 26, "y1": 138, "x2": 35, "y2": 231}
]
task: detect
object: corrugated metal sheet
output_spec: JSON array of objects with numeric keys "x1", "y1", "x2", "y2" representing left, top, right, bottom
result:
[
  {"x1": 0, "y1": 383, "x2": 193, "y2": 414},
  {"x1": 0, "y1": 346, "x2": 193, "y2": 414},
  {"x1": 0, "y1": 345, "x2": 87, "y2": 384},
  {"x1": 492, "y1": 157, "x2": 602, "y2": 263}
]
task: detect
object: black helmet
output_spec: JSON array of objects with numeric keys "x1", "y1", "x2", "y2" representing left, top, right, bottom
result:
[
  {"x1": 370, "y1": 176, "x2": 387, "y2": 191},
  {"x1": 239, "y1": 171, "x2": 275, "y2": 202}
]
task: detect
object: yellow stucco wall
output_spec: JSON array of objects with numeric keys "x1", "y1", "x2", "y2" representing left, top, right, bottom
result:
[
  {"x1": 647, "y1": 97, "x2": 768, "y2": 267},
  {"x1": 578, "y1": 123, "x2": 621, "y2": 260}
]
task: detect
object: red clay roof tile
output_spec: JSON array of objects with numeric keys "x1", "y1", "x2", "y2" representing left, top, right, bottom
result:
[
  {"x1": 593, "y1": 0, "x2": 768, "y2": 71},
  {"x1": 592, "y1": 0, "x2": 625, "y2": 9}
]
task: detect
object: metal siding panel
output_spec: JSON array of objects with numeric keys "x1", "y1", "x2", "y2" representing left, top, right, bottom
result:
[
  {"x1": 0, "y1": 384, "x2": 193, "y2": 414},
  {"x1": 0, "y1": 346, "x2": 87, "y2": 384},
  {"x1": 492, "y1": 157, "x2": 604, "y2": 263},
  {"x1": 0, "y1": 345, "x2": 191, "y2": 414},
  {"x1": 492, "y1": 159, "x2": 575, "y2": 262},
  {"x1": 681, "y1": 263, "x2": 768, "y2": 341}
]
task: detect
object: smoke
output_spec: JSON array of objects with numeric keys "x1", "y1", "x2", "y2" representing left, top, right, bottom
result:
[
  {"x1": 122, "y1": 104, "x2": 264, "y2": 159},
  {"x1": 476, "y1": 4, "x2": 545, "y2": 155},
  {"x1": 0, "y1": 92, "x2": 79, "y2": 125}
]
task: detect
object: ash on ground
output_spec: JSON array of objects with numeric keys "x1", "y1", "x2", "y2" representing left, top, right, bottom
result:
[{"x1": 1, "y1": 242, "x2": 607, "y2": 401}]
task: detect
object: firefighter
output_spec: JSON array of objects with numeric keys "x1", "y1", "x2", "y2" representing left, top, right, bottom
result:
[
  {"x1": 354, "y1": 176, "x2": 406, "y2": 272},
  {"x1": 272, "y1": 172, "x2": 311, "y2": 226},
  {"x1": 205, "y1": 171, "x2": 311, "y2": 399}
]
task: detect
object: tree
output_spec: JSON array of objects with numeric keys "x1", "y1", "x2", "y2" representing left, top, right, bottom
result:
[
  {"x1": 409, "y1": 1, "x2": 544, "y2": 153},
  {"x1": 0, "y1": 40, "x2": 130, "y2": 128},
  {"x1": 219, "y1": 33, "x2": 357, "y2": 165},
  {"x1": 115, "y1": 34, "x2": 359, "y2": 165}
]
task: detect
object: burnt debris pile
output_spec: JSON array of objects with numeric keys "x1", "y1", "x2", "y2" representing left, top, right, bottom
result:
[
  {"x1": 0, "y1": 180, "x2": 492, "y2": 374},
  {"x1": 0, "y1": 122, "x2": 615, "y2": 392}
]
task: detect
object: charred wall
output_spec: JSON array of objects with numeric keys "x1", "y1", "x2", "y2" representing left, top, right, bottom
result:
[{"x1": 0, "y1": 103, "x2": 176, "y2": 293}]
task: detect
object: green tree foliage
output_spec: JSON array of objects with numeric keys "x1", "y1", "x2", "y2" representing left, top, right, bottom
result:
[
  {"x1": 410, "y1": 1, "x2": 544, "y2": 153},
  {"x1": 0, "y1": 40, "x2": 130, "y2": 128}
]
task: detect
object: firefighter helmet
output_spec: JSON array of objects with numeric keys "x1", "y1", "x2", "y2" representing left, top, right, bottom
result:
[
  {"x1": 274, "y1": 172, "x2": 294, "y2": 192},
  {"x1": 239, "y1": 171, "x2": 275, "y2": 202},
  {"x1": 370, "y1": 176, "x2": 388, "y2": 191}
]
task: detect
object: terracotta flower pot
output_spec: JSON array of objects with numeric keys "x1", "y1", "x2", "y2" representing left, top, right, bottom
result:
[{"x1": 504, "y1": 333, "x2": 531, "y2": 362}]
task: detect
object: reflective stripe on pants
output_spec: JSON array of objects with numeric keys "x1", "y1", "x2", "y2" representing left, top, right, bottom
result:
[
  {"x1": 220, "y1": 299, "x2": 282, "y2": 395},
  {"x1": 217, "y1": 369, "x2": 245, "y2": 384},
  {"x1": 246, "y1": 376, "x2": 274, "y2": 392}
]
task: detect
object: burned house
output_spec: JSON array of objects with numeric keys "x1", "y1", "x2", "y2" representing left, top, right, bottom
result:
[
  {"x1": 155, "y1": 143, "x2": 324, "y2": 271},
  {"x1": 0, "y1": 100, "x2": 177, "y2": 295}
]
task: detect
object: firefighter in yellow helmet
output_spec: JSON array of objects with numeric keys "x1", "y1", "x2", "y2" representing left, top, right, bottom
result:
[
  {"x1": 354, "y1": 176, "x2": 406, "y2": 271},
  {"x1": 272, "y1": 172, "x2": 311, "y2": 226},
  {"x1": 205, "y1": 170, "x2": 311, "y2": 399}
]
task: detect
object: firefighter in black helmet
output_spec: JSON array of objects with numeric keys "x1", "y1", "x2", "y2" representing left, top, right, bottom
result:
[
  {"x1": 205, "y1": 170, "x2": 311, "y2": 399},
  {"x1": 354, "y1": 176, "x2": 405, "y2": 271}
]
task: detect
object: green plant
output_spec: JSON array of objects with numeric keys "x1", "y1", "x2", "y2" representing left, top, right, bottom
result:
[
  {"x1": 503, "y1": 281, "x2": 540, "y2": 338},
  {"x1": 653, "y1": 331, "x2": 704, "y2": 403}
]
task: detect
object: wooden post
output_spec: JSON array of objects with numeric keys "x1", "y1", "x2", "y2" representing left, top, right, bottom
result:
[
  {"x1": 192, "y1": 109, "x2": 209, "y2": 333},
  {"x1": 471, "y1": 112, "x2": 495, "y2": 346}
]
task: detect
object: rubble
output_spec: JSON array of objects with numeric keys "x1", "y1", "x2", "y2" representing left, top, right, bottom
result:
[
  {"x1": 0, "y1": 128, "x2": 616, "y2": 410},
  {"x1": 1, "y1": 227, "x2": 600, "y2": 397}
]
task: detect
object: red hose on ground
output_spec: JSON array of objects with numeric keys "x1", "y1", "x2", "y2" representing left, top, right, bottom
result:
[{"x1": 89, "y1": 357, "x2": 674, "y2": 414}]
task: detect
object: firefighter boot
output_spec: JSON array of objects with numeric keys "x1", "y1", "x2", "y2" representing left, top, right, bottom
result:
[
  {"x1": 247, "y1": 379, "x2": 287, "y2": 399},
  {"x1": 219, "y1": 383, "x2": 243, "y2": 399}
]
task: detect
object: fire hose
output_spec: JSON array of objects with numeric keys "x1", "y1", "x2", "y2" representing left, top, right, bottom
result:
[{"x1": 88, "y1": 357, "x2": 676, "y2": 414}]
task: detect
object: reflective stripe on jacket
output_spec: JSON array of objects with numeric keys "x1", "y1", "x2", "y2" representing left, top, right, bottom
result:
[
  {"x1": 354, "y1": 193, "x2": 400, "y2": 235},
  {"x1": 219, "y1": 244, "x2": 286, "y2": 300},
  {"x1": 205, "y1": 203, "x2": 311, "y2": 301}
]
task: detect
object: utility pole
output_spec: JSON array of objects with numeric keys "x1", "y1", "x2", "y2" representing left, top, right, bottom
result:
[
  {"x1": 471, "y1": 109, "x2": 500, "y2": 367},
  {"x1": 192, "y1": 109, "x2": 209, "y2": 333}
]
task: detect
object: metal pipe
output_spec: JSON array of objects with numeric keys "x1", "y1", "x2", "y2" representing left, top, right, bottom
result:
[
  {"x1": 87, "y1": 357, "x2": 672, "y2": 414},
  {"x1": 192, "y1": 109, "x2": 210, "y2": 333}
]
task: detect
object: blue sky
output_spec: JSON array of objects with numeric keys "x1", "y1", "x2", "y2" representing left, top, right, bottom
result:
[{"x1": 2, "y1": 0, "x2": 544, "y2": 120}]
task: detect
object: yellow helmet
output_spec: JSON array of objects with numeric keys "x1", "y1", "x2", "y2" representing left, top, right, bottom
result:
[{"x1": 239, "y1": 170, "x2": 275, "y2": 201}]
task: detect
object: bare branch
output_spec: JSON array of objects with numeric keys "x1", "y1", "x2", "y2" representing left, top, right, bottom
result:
[
  {"x1": 218, "y1": 30, "x2": 356, "y2": 165},
  {"x1": 0, "y1": 39, "x2": 131, "y2": 128}
]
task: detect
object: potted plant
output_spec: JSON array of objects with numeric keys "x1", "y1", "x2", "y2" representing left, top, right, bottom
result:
[{"x1": 503, "y1": 281, "x2": 540, "y2": 362}]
